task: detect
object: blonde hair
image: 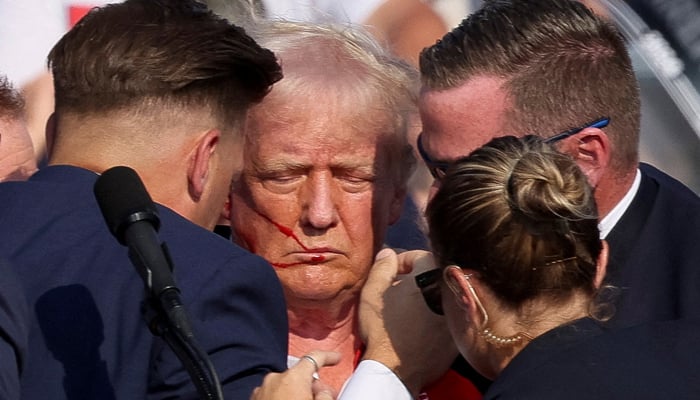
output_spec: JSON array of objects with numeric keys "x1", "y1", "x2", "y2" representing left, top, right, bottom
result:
[{"x1": 246, "y1": 19, "x2": 418, "y2": 187}]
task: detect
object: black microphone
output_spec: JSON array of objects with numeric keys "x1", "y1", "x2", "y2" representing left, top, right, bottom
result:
[{"x1": 93, "y1": 166, "x2": 179, "y2": 304}]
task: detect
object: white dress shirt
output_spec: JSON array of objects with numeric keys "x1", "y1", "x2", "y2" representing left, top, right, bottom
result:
[{"x1": 598, "y1": 169, "x2": 641, "y2": 239}]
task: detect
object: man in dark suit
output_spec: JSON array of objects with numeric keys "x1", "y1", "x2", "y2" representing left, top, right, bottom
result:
[
  {"x1": 0, "y1": 1, "x2": 289, "y2": 399},
  {"x1": 416, "y1": 0, "x2": 700, "y2": 328}
]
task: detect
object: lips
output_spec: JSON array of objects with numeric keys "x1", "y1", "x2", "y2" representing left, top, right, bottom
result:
[
  {"x1": 286, "y1": 248, "x2": 343, "y2": 262},
  {"x1": 301, "y1": 247, "x2": 341, "y2": 254},
  {"x1": 272, "y1": 250, "x2": 337, "y2": 268}
]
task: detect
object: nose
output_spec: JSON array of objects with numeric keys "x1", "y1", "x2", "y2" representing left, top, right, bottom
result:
[{"x1": 300, "y1": 174, "x2": 339, "y2": 230}]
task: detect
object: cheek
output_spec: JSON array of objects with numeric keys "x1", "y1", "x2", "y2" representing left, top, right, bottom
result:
[
  {"x1": 231, "y1": 186, "x2": 312, "y2": 259},
  {"x1": 345, "y1": 199, "x2": 385, "y2": 251}
]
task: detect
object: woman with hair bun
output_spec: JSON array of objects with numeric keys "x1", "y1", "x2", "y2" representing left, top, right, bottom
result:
[
  {"x1": 410, "y1": 135, "x2": 700, "y2": 399},
  {"x1": 426, "y1": 134, "x2": 608, "y2": 376}
]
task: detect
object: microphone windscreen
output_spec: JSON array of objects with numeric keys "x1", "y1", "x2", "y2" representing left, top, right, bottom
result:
[{"x1": 94, "y1": 166, "x2": 160, "y2": 244}]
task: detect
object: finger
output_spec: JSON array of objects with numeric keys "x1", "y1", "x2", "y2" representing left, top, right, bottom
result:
[
  {"x1": 250, "y1": 386, "x2": 261, "y2": 400},
  {"x1": 397, "y1": 250, "x2": 434, "y2": 276},
  {"x1": 302, "y1": 350, "x2": 341, "y2": 369},
  {"x1": 293, "y1": 350, "x2": 342, "y2": 382},
  {"x1": 366, "y1": 248, "x2": 399, "y2": 292},
  {"x1": 312, "y1": 380, "x2": 337, "y2": 399},
  {"x1": 314, "y1": 389, "x2": 335, "y2": 400}
]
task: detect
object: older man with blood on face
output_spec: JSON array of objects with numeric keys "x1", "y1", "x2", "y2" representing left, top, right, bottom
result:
[{"x1": 223, "y1": 19, "x2": 475, "y2": 400}]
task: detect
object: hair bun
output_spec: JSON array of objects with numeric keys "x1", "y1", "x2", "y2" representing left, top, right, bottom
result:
[{"x1": 506, "y1": 136, "x2": 596, "y2": 232}]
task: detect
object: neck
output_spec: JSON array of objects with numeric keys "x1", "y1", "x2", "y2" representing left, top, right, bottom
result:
[
  {"x1": 594, "y1": 166, "x2": 637, "y2": 218},
  {"x1": 486, "y1": 291, "x2": 592, "y2": 378},
  {"x1": 50, "y1": 144, "x2": 207, "y2": 229},
  {"x1": 287, "y1": 300, "x2": 362, "y2": 394}
]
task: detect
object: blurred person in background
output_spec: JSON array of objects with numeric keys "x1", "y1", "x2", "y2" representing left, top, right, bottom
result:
[
  {"x1": 0, "y1": 75, "x2": 37, "y2": 181},
  {"x1": 0, "y1": 0, "x2": 114, "y2": 165}
]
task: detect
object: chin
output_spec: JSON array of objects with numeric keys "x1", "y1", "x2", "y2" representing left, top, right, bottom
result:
[{"x1": 285, "y1": 282, "x2": 359, "y2": 306}]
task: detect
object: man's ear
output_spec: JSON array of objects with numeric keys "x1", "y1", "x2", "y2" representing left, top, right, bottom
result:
[
  {"x1": 594, "y1": 240, "x2": 609, "y2": 289},
  {"x1": 220, "y1": 196, "x2": 232, "y2": 222},
  {"x1": 388, "y1": 187, "x2": 406, "y2": 225},
  {"x1": 568, "y1": 128, "x2": 611, "y2": 187},
  {"x1": 188, "y1": 129, "x2": 221, "y2": 201}
]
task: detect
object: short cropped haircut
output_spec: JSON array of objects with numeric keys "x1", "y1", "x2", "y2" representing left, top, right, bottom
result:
[
  {"x1": 420, "y1": 0, "x2": 640, "y2": 173},
  {"x1": 246, "y1": 20, "x2": 418, "y2": 187},
  {"x1": 48, "y1": 0, "x2": 282, "y2": 129},
  {"x1": 0, "y1": 75, "x2": 25, "y2": 121},
  {"x1": 427, "y1": 135, "x2": 601, "y2": 310}
]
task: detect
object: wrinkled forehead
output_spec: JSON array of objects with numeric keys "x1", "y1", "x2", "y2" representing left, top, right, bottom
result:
[{"x1": 249, "y1": 82, "x2": 400, "y2": 143}]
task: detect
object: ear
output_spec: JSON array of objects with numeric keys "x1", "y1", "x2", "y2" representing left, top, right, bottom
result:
[
  {"x1": 220, "y1": 196, "x2": 232, "y2": 222},
  {"x1": 188, "y1": 129, "x2": 221, "y2": 201},
  {"x1": 594, "y1": 240, "x2": 609, "y2": 288},
  {"x1": 444, "y1": 267, "x2": 485, "y2": 326},
  {"x1": 567, "y1": 128, "x2": 611, "y2": 187},
  {"x1": 444, "y1": 266, "x2": 470, "y2": 311},
  {"x1": 388, "y1": 187, "x2": 407, "y2": 225},
  {"x1": 45, "y1": 113, "x2": 57, "y2": 159}
]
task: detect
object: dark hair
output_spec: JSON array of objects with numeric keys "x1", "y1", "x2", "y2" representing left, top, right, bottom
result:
[
  {"x1": 419, "y1": 0, "x2": 640, "y2": 174},
  {"x1": 427, "y1": 135, "x2": 601, "y2": 309},
  {"x1": 0, "y1": 75, "x2": 25, "y2": 121},
  {"x1": 48, "y1": 0, "x2": 282, "y2": 128}
]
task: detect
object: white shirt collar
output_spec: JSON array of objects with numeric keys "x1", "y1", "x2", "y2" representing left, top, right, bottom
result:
[{"x1": 598, "y1": 169, "x2": 642, "y2": 239}]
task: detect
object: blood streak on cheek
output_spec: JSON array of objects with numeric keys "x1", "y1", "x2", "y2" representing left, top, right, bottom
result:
[{"x1": 255, "y1": 210, "x2": 326, "y2": 267}]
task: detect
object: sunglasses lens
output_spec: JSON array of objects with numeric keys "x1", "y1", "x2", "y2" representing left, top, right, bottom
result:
[{"x1": 415, "y1": 269, "x2": 444, "y2": 315}]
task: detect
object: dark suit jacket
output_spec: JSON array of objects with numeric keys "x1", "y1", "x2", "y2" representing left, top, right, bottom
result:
[
  {"x1": 605, "y1": 163, "x2": 700, "y2": 329},
  {"x1": 0, "y1": 260, "x2": 29, "y2": 400},
  {"x1": 0, "y1": 166, "x2": 288, "y2": 400},
  {"x1": 484, "y1": 318, "x2": 700, "y2": 399}
]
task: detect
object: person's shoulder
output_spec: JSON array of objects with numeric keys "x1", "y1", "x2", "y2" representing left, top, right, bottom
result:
[
  {"x1": 485, "y1": 318, "x2": 700, "y2": 399},
  {"x1": 640, "y1": 163, "x2": 700, "y2": 205}
]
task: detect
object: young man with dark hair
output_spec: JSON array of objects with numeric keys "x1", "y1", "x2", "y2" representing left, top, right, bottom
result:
[{"x1": 0, "y1": 1, "x2": 289, "y2": 399}]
